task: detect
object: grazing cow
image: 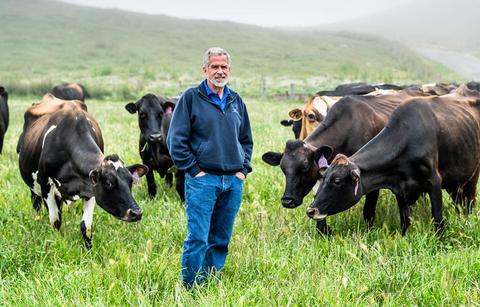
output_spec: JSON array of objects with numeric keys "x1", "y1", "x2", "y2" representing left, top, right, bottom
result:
[
  {"x1": 0, "y1": 87, "x2": 8, "y2": 154},
  {"x1": 307, "y1": 85, "x2": 480, "y2": 236},
  {"x1": 420, "y1": 83, "x2": 451, "y2": 95},
  {"x1": 467, "y1": 81, "x2": 480, "y2": 92},
  {"x1": 17, "y1": 96, "x2": 148, "y2": 249},
  {"x1": 52, "y1": 83, "x2": 91, "y2": 102},
  {"x1": 280, "y1": 119, "x2": 302, "y2": 139},
  {"x1": 262, "y1": 87, "x2": 432, "y2": 233},
  {"x1": 125, "y1": 93, "x2": 185, "y2": 201}
]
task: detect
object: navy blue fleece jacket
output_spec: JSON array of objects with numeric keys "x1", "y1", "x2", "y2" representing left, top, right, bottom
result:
[{"x1": 166, "y1": 81, "x2": 253, "y2": 177}]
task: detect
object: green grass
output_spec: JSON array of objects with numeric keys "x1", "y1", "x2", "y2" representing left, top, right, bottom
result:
[
  {"x1": 1, "y1": 96, "x2": 480, "y2": 306},
  {"x1": 0, "y1": 0, "x2": 464, "y2": 100}
]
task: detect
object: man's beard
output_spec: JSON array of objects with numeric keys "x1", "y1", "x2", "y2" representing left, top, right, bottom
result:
[{"x1": 209, "y1": 73, "x2": 228, "y2": 88}]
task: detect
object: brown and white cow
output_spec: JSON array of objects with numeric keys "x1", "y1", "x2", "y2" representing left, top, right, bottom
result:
[
  {"x1": 0, "y1": 86, "x2": 8, "y2": 154},
  {"x1": 307, "y1": 85, "x2": 480, "y2": 236},
  {"x1": 17, "y1": 96, "x2": 148, "y2": 249},
  {"x1": 262, "y1": 87, "x2": 432, "y2": 233}
]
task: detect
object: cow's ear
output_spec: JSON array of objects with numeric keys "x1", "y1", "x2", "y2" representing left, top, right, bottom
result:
[
  {"x1": 262, "y1": 151, "x2": 283, "y2": 166},
  {"x1": 127, "y1": 164, "x2": 149, "y2": 178},
  {"x1": 280, "y1": 119, "x2": 294, "y2": 127},
  {"x1": 350, "y1": 167, "x2": 360, "y2": 181},
  {"x1": 89, "y1": 169, "x2": 100, "y2": 185},
  {"x1": 313, "y1": 97, "x2": 328, "y2": 116},
  {"x1": 125, "y1": 102, "x2": 137, "y2": 114},
  {"x1": 288, "y1": 108, "x2": 303, "y2": 121},
  {"x1": 162, "y1": 101, "x2": 176, "y2": 114},
  {"x1": 314, "y1": 146, "x2": 333, "y2": 168}
]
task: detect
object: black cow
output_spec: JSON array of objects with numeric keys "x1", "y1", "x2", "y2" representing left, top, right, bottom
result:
[
  {"x1": 467, "y1": 81, "x2": 480, "y2": 92},
  {"x1": 0, "y1": 87, "x2": 8, "y2": 154},
  {"x1": 125, "y1": 94, "x2": 185, "y2": 201},
  {"x1": 52, "y1": 83, "x2": 91, "y2": 102},
  {"x1": 307, "y1": 85, "x2": 480, "y2": 236},
  {"x1": 17, "y1": 95, "x2": 148, "y2": 249},
  {"x1": 280, "y1": 119, "x2": 302, "y2": 139},
  {"x1": 262, "y1": 87, "x2": 432, "y2": 233}
]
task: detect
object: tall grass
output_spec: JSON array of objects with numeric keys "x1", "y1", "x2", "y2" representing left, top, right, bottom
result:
[{"x1": 0, "y1": 95, "x2": 479, "y2": 305}]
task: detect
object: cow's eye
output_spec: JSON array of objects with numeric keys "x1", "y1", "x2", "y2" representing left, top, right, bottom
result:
[
  {"x1": 303, "y1": 163, "x2": 309, "y2": 171},
  {"x1": 308, "y1": 114, "x2": 316, "y2": 120},
  {"x1": 333, "y1": 177, "x2": 342, "y2": 185},
  {"x1": 139, "y1": 112, "x2": 146, "y2": 118},
  {"x1": 105, "y1": 180, "x2": 113, "y2": 188},
  {"x1": 157, "y1": 112, "x2": 163, "y2": 118}
]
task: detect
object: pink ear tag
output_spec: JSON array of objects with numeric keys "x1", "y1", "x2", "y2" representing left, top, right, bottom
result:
[
  {"x1": 132, "y1": 170, "x2": 140, "y2": 184},
  {"x1": 165, "y1": 106, "x2": 173, "y2": 114},
  {"x1": 318, "y1": 155, "x2": 328, "y2": 168},
  {"x1": 354, "y1": 178, "x2": 359, "y2": 196}
]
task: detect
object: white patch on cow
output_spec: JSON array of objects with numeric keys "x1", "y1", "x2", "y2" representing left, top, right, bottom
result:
[
  {"x1": 423, "y1": 82, "x2": 437, "y2": 88},
  {"x1": 82, "y1": 197, "x2": 96, "y2": 239},
  {"x1": 31, "y1": 171, "x2": 42, "y2": 196},
  {"x1": 321, "y1": 96, "x2": 337, "y2": 106},
  {"x1": 107, "y1": 160, "x2": 124, "y2": 170},
  {"x1": 44, "y1": 183, "x2": 60, "y2": 227},
  {"x1": 42, "y1": 125, "x2": 57, "y2": 148},
  {"x1": 313, "y1": 97, "x2": 328, "y2": 116},
  {"x1": 48, "y1": 177, "x2": 62, "y2": 199},
  {"x1": 312, "y1": 179, "x2": 322, "y2": 197}
]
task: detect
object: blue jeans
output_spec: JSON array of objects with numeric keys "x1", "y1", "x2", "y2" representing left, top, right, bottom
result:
[{"x1": 181, "y1": 172, "x2": 244, "y2": 288}]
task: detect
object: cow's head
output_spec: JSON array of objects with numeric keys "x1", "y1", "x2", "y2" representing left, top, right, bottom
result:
[
  {"x1": 125, "y1": 94, "x2": 174, "y2": 145},
  {"x1": 306, "y1": 154, "x2": 362, "y2": 221},
  {"x1": 89, "y1": 154, "x2": 148, "y2": 221},
  {"x1": 262, "y1": 140, "x2": 333, "y2": 209},
  {"x1": 288, "y1": 95, "x2": 338, "y2": 139},
  {"x1": 280, "y1": 119, "x2": 302, "y2": 139}
]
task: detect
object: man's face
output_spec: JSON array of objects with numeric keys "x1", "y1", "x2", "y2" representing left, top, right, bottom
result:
[{"x1": 203, "y1": 54, "x2": 230, "y2": 89}]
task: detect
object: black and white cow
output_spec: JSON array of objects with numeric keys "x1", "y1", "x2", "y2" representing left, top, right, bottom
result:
[
  {"x1": 125, "y1": 93, "x2": 185, "y2": 201},
  {"x1": 17, "y1": 94, "x2": 148, "y2": 249},
  {"x1": 0, "y1": 86, "x2": 8, "y2": 154},
  {"x1": 307, "y1": 85, "x2": 480, "y2": 236}
]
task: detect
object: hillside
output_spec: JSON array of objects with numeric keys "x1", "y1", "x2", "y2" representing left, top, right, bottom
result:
[
  {"x1": 317, "y1": 0, "x2": 480, "y2": 50},
  {"x1": 0, "y1": 0, "x2": 462, "y2": 99}
]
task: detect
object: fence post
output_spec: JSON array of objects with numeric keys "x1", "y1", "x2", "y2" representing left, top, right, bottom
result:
[
  {"x1": 290, "y1": 84, "x2": 295, "y2": 101},
  {"x1": 262, "y1": 79, "x2": 267, "y2": 99}
]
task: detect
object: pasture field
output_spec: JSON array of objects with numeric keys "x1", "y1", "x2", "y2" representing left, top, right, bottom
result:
[{"x1": 1, "y1": 94, "x2": 480, "y2": 306}]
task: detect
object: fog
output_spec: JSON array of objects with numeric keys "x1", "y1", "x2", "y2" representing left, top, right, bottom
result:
[{"x1": 58, "y1": 0, "x2": 417, "y2": 28}]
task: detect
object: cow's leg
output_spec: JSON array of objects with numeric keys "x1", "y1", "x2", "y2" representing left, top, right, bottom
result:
[
  {"x1": 460, "y1": 170, "x2": 480, "y2": 214},
  {"x1": 316, "y1": 219, "x2": 333, "y2": 235},
  {"x1": 145, "y1": 165, "x2": 157, "y2": 198},
  {"x1": 176, "y1": 171, "x2": 185, "y2": 202},
  {"x1": 44, "y1": 184, "x2": 61, "y2": 230},
  {"x1": 80, "y1": 197, "x2": 96, "y2": 249},
  {"x1": 31, "y1": 191, "x2": 42, "y2": 216},
  {"x1": 165, "y1": 173, "x2": 173, "y2": 187},
  {"x1": 395, "y1": 195, "x2": 411, "y2": 236},
  {"x1": 363, "y1": 189, "x2": 379, "y2": 230},
  {"x1": 429, "y1": 176, "x2": 445, "y2": 236}
]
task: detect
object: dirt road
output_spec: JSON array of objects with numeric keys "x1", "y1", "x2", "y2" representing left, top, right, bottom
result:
[{"x1": 413, "y1": 48, "x2": 480, "y2": 81}]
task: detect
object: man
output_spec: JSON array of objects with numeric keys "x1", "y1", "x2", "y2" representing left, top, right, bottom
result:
[{"x1": 166, "y1": 47, "x2": 254, "y2": 288}]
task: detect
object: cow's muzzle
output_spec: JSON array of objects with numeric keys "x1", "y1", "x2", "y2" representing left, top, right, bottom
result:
[
  {"x1": 281, "y1": 197, "x2": 301, "y2": 208},
  {"x1": 149, "y1": 133, "x2": 162, "y2": 143},
  {"x1": 306, "y1": 207, "x2": 327, "y2": 221},
  {"x1": 123, "y1": 208, "x2": 143, "y2": 222}
]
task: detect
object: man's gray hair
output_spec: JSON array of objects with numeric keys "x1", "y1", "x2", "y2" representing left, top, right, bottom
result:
[{"x1": 203, "y1": 47, "x2": 231, "y2": 68}]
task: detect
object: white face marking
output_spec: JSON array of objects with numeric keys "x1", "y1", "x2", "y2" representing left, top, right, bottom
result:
[
  {"x1": 31, "y1": 171, "x2": 42, "y2": 196},
  {"x1": 313, "y1": 97, "x2": 328, "y2": 116},
  {"x1": 82, "y1": 197, "x2": 96, "y2": 239},
  {"x1": 107, "y1": 160, "x2": 124, "y2": 171},
  {"x1": 42, "y1": 125, "x2": 57, "y2": 148},
  {"x1": 312, "y1": 180, "x2": 322, "y2": 197}
]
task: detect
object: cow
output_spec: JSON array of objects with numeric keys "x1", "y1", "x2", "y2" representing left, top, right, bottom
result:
[
  {"x1": 125, "y1": 93, "x2": 185, "y2": 201},
  {"x1": 262, "y1": 87, "x2": 432, "y2": 234},
  {"x1": 52, "y1": 83, "x2": 91, "y2": 102},
  {"x1": 467, "y1": 81, "x2": 480, "y2": 92},
  {"x1": 306, "y1": 84, "x2": 480, "y2": 236},
  {"x1": 0, "y1": 87, "x2": 8, "y2": 154},
  {"x1": 17, "y1": 95, "x2": 148, "y2": 249},
  {"x1": 280, "y1": 119, "x2": 302, "y2": 139}
]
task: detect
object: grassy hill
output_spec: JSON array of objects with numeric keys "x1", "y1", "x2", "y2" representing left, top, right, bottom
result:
[{"x1": 0, "y1": 0, "x2": 463, "y2": 99}]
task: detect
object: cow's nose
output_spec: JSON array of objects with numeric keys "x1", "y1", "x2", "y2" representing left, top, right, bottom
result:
[
  {"x1": 306, "y1": 207, "x2": 318, "y2": 218},
  {"x1": 281, "y1": 197, "x2": 297, "y2": 208},
  {"x1": 149, "y1": 133, "x2": 162, "y2": 143},
  {"x1": 126, "y1": 208, "x2": 143, "y2": 221}
]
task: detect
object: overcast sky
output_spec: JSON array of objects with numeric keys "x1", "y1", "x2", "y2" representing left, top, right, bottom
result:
[{"x1": 58, "y1": 0, "x2": 417, "y2": 28}]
